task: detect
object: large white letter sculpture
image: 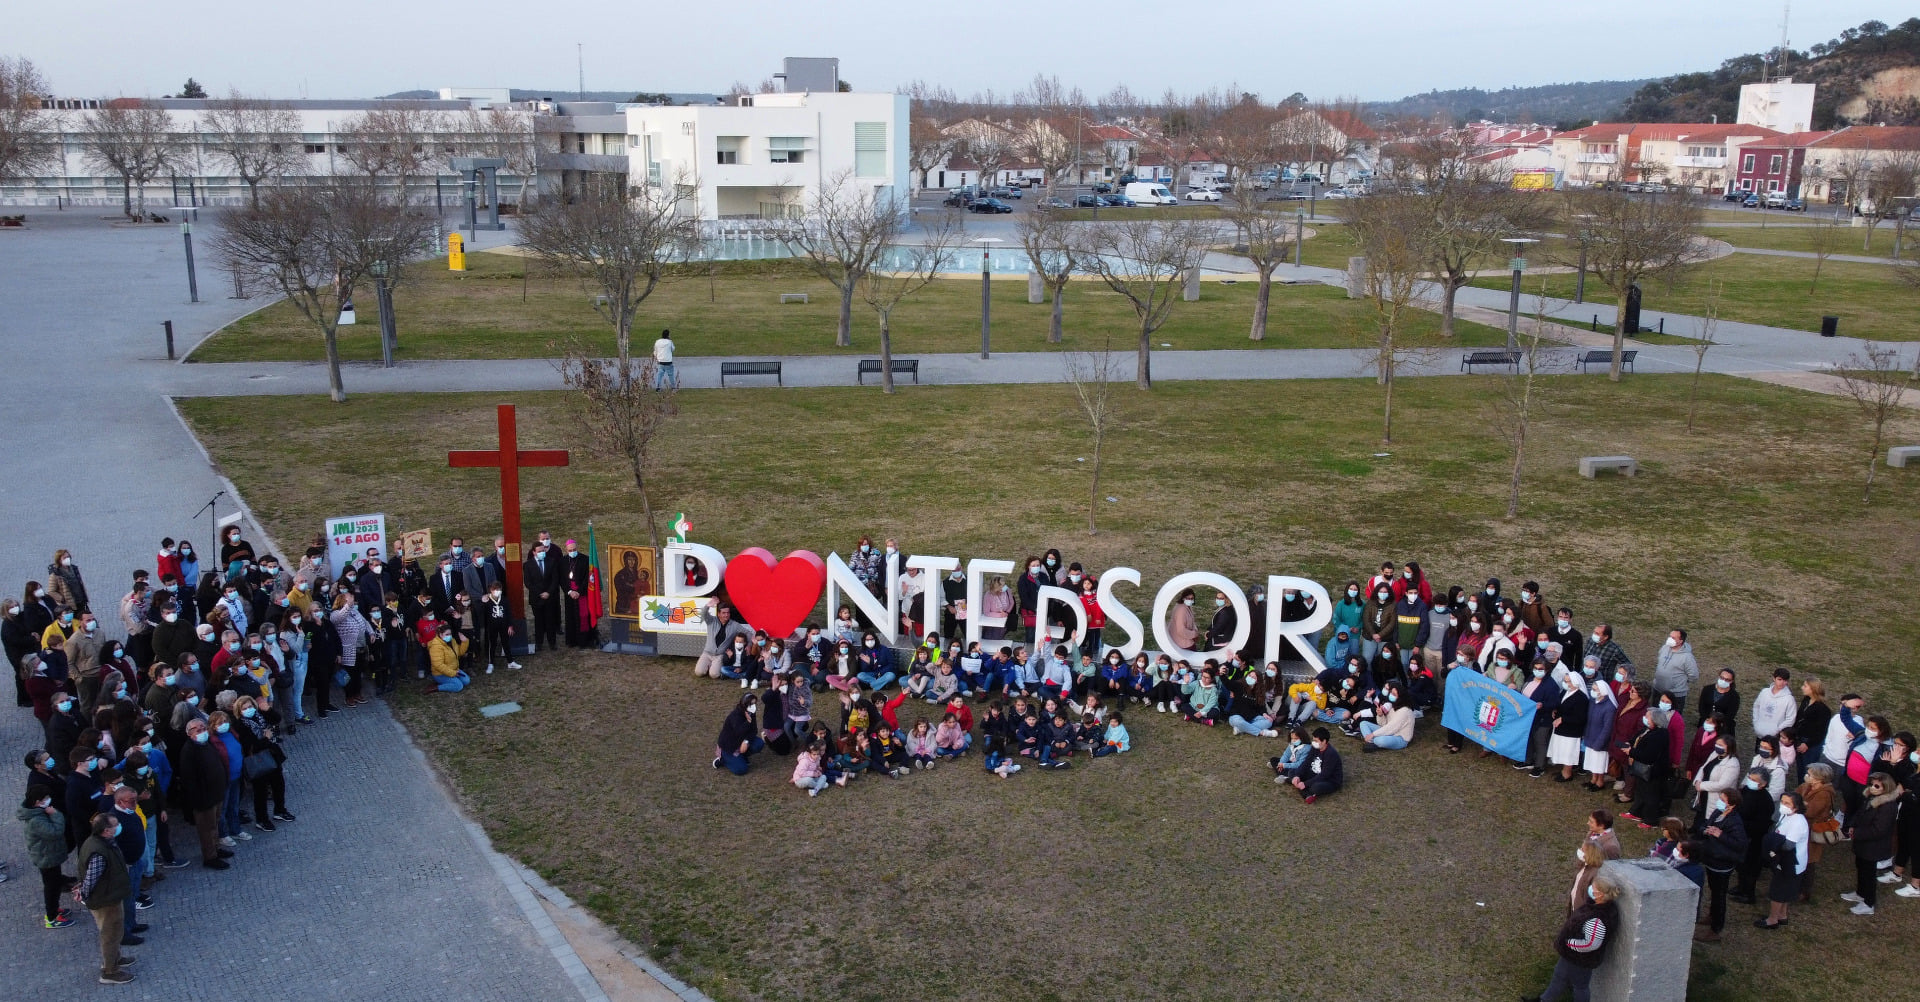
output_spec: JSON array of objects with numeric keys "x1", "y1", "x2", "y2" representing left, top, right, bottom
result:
[
  {"x1": 906, "y1": 555, "x2": 960, "y2": 641},
  {"x1": 1150, "y1": 571, "x2": 1250, "y2": 665},
  {"x1": 1096, "y1": 567, "x2": 1145, "y2": 659},
  {"x1": 1264, "y1": 575, "x2": 1333, "y2": 672},
  {"x1": 1031, "y1": 584, "x2": 1089, "y2": 652},
  {"x1": 662, "y1": 542, "x2": 725, "y2": 599},
  {"x1": 963, "y1": 558, "x2": 1015, "y2": 649},
  {"x1": 825, "y1": 551, "x2": 900, "y2": 646}
]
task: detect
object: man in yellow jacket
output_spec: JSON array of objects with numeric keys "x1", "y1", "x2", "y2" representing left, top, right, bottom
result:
[{"x1": 427, "y1": 626, "x2": 469, "y2": 693}]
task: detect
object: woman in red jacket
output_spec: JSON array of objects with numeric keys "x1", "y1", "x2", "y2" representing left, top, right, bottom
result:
[{"x1": 1077, "y1": 575, "x2": 1106, "y2": 660}]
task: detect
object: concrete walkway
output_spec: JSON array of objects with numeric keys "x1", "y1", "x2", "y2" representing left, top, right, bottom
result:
[{"x1": 0, "y1": 212, "x2": 697, "y2": 1001}]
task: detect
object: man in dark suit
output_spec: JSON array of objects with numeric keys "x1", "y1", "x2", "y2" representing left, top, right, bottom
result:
[
  {"x1": 425, "y1": 553, "x2": 463, "y2": 617},
  {"x1": 560, "y1": 539, "x2": 591, "y2": 647},
  {"x1": 460, "y1": 546, "x2": 498, "y2": 603},
  {"x1": 525, "y1": 540, "x2": 562, "y2": 652}
]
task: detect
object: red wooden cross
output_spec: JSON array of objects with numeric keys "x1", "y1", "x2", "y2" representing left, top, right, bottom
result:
[{"x1": 448, "y1": 404, "x2": 569, "y2": 621}]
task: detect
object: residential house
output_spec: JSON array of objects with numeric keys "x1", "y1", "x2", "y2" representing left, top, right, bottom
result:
[
  {"x1": 1800, "y1": 125, "x2": 1920, "y2": 206},
  {"x1": 1729, "y1": 131, "x2": 1832, "y2": 198}
]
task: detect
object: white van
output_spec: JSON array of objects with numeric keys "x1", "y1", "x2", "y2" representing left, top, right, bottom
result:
[{"x1": 1123, "y1": 181, "x2": 1178, "y2": 205}]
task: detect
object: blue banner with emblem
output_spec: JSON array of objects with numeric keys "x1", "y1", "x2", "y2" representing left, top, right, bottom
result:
[{"x1": 1441, "y1": 668, "x2": 1538, "y2": 762}]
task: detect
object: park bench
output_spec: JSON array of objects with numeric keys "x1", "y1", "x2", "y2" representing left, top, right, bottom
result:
[
  {"x1": 857, "y1": 358, "x2": 919, "y2": 385},
  {"x1": 1579, "y1": 455, "x2": 1638, "y2": 479},
  {"x1": 779, "y1": 293, "x2": 809, "y2": 304},
  {"x1": 1461, "y1": 350, "x2": 1520, "y2": 373},
  {"x1": 0, "y1": 214, "x2": 24, "y2": 227},
  {"x1": 1889, "y1": 445, "x2": 1920, "y2": 468},
  {"x1": 1580, "y1": 349, "x2": 1636, "y2": 374},
  {"x1": 719, "y1": 360, "x2": 782, "y2": 387}
]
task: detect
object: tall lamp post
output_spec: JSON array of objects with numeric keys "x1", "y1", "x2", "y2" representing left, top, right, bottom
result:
[
  {"x1": 1571, "y1": 213, "x2": 1595, "y2": 304},
  {"x1": 1499, "y1": 237, "x2": 1539, "y2": 351},
  {"x1": 370, "y1": 259, "x2": 397, "y2": 368},
  {"x1": 179, "y1": 206, "x2": 200, "y2": 304},
  {"x1": 974, "y1": 236, "x2": 1001, "y2": 359}
]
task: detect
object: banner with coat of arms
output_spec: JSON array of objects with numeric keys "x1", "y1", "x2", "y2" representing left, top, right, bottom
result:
[{"x1": 1441, "y1": 668, "x2": 1538, "y2": 762}]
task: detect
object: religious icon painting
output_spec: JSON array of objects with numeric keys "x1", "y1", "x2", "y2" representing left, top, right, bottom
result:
[{"x1": 606, "y1": 545, "x2": 658, "y2": 621}]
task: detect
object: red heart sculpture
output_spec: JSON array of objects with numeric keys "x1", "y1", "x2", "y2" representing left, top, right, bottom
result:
[{"x1": 723, "y1": 548, "x2": 827, "y2": 641}]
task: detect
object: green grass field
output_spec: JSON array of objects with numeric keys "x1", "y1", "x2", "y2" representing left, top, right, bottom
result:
[
  {"x1": 189, "y1": 251, "x2": 1511, "y2": 362},
  {"x1": 178, "y1": 375, "x2": 1920, "y2": 1002},
  {"x1": 1705, "y1": 220, "x2": 1903, "y2": 256}
]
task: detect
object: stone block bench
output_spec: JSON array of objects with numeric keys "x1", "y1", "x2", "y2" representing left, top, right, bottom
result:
[{"x1": 1579, "y1": 455, "x2": 1638, "y2": 478}]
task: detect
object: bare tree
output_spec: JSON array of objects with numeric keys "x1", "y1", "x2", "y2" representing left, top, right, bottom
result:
[
  {"x1": 1397, "y1": 135, "x2": 1552, "y2": 337},
  {"x1": 1494, "y1": 293, "x2": 1570, "y2": 519},
  {"x1": 858, "y1": 208, "x2": 963, "y2": 393},
  {"x1": 337, "y1": 102, "x2": 444, "y2": 202},
  {"x1": 83, "y1": 100, "x2": 176, "y2": 220},
  {"x1": 213, "y1": 178, "x2": 434, "y2": 401},
  {"x1": 1560, "y1": 187, "x2": 1702, "y2": 380},
  {"x1": 553, "y1": 339, "x2": 677, "y2": 545},
  {"x1": 1221, "y1": 186, "x2": 1296, "y2": 340},
  {"x1": 1063, "y1": 338, "x2": 1122, "y2": 534},
  {"x1": 1863, "y1": 151, "x2": 1920, "y2": 252},
  {"x1": 1143, "y1": 90, "x2": 1219, "y2": 189},
  {"x1": 459, "y1": 106, "x2": 539, "y2": 209},
  {"x1": 779, "y1": 169, "x2": 903, "y2": 347},
  {"x1": 1827, "y1": 343, "x2": 1914, "y2": 502},
  {"x1": 1074, "y1": 216, "x2": 1213, "y2": 389},
  {"x1": 1014, "y1": 203, "x2": 1079, "y2": 342},
  {"x1": 907, "y1": 110, "x2": 956, "y2": 191},
  {"x1": 1345, "y1": 193, "x2": 1437, "y2": 443},
  {"x1": 1686, "y1": 279, "x2": 1721, "y2": 434},
  {"x1": 202, "y1": 91, "x2": 303, "y2": 207},
  {"x1": 518, "y1": 175, "x2": 698, "y2": 373},
  {"x1": 0, "y1": 56, "x2": 60, "y2": 183},
  {"x1": 961, "y1": 124, "x2": 1019, "y2": 191},
  {"x1": 1807, "y1": 210, "x2": 1845, "y2": 293}
]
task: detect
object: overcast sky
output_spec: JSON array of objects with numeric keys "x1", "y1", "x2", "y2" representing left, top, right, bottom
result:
[{"x1": 15, "y1": 0, "x2": 1902, "y2": 102}]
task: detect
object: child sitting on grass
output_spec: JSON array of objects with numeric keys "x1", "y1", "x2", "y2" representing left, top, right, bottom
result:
[
  {"x1": 982, "y1": 732, "x2": 1022, "y2": 778},
  {"x1": 838, "y1": 730, "x2": 871, "y2": 781},
  {"x1": 1016, "y1": 710, "x2": 1045, "y2": 760},
  {"x1": 791, "y1": 740, "x2": 836, "y2": 797},
  {"x1": 872, "y1": 724, "x2": 910, "y2": 778},
  {"x1": 934, "y1": 712, "x2": 968, "y2": 761},
  {"x1": 1094, "y1": 712, "x2": 1130, "y2": 757},
  {"x1": 905, "y1": 719, "x2": 938, "y2": 770},
  {"x1": 1044, "y1": 711, "x2": 1077, "y2": 769}
]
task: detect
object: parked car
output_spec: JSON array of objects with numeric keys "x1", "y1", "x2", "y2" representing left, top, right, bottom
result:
[
  {"x1": 1742, "y1": 193, "x2": 1761, "y2": 208},
  {"x1": 1041, "y1": 196, "x2": 1072, "y2": 209},
  {"x1": 966, "y1": 197, "x2": 1014, "y2": 214},
  {"x1": 1092, "y1": 182, "x2": 1114, "y2": 194},
  {"x1": 1123, "y1": 181, "x2": 1178, "y2": 205},
  {"x1": 1783, "y1": 198, "x2": 1806, "y2": 211},
  {"x1": 1184, "y1": 187, "x2": 1221, "y2": 202},
  {"x1": 1320, "y1": 188, "x2": 1353, "y2": 199},
  {"x1": 941, "y1": 191, "x2": 973, "y2": 207},
  {"x1": 989, "y1": 186, "x2": 1023, "y2": 199},
  {"x1": 1642, "y1": 182, "x2": 1668, "y2": 193},
  {"x1": 1074, "y1": 194, "x2": 1101, "y2": 208},
  {"x1": 1104, "y1": 194, "x2": 1137, "y2": 208},
  {"x1": 1722, "y1": 189, "x2": 1747, "y2": 202}
]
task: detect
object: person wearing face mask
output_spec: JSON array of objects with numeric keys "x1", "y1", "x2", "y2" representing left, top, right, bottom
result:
[
  {"x1": 47, "y1": 691, "x2": 88, "y2": 781},
  {"x1": 1748, "y1": 736, "x2": 1789, "y2": 799},
  {"x1": 63, "y1": 613, "x2": 105, "y2": 714},
  {"x1": 5, "y1": 600, "x2": 42, "y2": 706},
  {"x1": 1358, "y1": 687, "x2": 1415, "y2": 751},
  {"x1": 1690, "y1": 733, "x2": 1742, "y2": 820},
  {"x1": 474, "y1": 581, "x2": 517, "y2": 674},
  {"x1": 63, "y1": 747, "x2": 105, "y2": 849},
  {"x1": 46, "y1": 549, "x2": 91, "y2": 616},
  {"x1": 1359, "y1": 584, "x2": 1395, "y2": 666},
  {"x1": 713, "y1": 692, "x2": 765, "y2": 775},
  {"x1": 1075, "y1": 574, "x2": 1107, "y2": 661},
  {"x1": 693, "y1": 602, "x2": 752, "y2": 680},
  {"x1": 1015, "y1": 556, "x2": 1048, "y2": 645},
  {"x1": 427, "y1": 624, "x2": 471, "y2": 693},
  {"x1": 328, "y1": 594, "x2": 374, "y2": 707},
  {"x1": 1287, "y1": 727, "x2": 1343, "y2": 804},
  {"x1": 1696, "y1": 668, "x2": 1740, "y2": 746},
  {"x1": 1164, "y1": 587, "x2": 1199, "y2": 653},
  {"x1": 1683, "y1": 712, "x2": 1728, "y2": 782},
  {"x1": 1205, "y1": 588, "x2": 1237, "y2": 652},
  {"x1": 1517, "y1": 657, "x2": 1563, "y2": 778},
  {"x1": 854, "y1": 632, "x2": 897, "y2": 692},
  {"x1": 148, "y1": 596, "x2": 194, "y2": 670},
  {"x1": 1328, "y1": 581, "x2": 1366, "y2": 643},
  {"x1": 1839, "y1": 772, "x2": 1899, "y2": 916},
  {"x1": 1837, "y1": 710, "x2": 1890, "y2": 819},
  {"x1": 1757, "y1": 790, "x2": 1810, "y2": 929},
  {"x1": 74, "y1": 811, "x2": 137, "y2": 983},
  {"x1": 718, "y1": 632, "x2": 763, "y2": 689},
  {"x1": 1794, "y1": 763, "x2": 1840, "y2": 903},
  {"x1": 1547, "y1": 677, "x2": 1591, "y2": 783},
  {"x1": 175, "y1": 718, "x2": 232, "y2": 871},
  {"x1": 556, "y1": 539, "x2": 591, "y2": 647},
  {"x1": 1729, "y1": 767, "x2": 1778, "y2": 904},
  {"x1": 1578, "y1": 680, "x2": 1618, "y2": 791},
  {"x1": 19, "y1": 785, "x2": 75, "y2": 929}
]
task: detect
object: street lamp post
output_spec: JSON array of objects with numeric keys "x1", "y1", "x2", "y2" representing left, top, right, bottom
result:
[
  {"x1": 179, "y1": 207, "x2": 200, "y2": 304},
  {"x1": 1572, "y1": 213, "x2": 1595, "y2": 304},
  {"x1": 1294, "y1": 211, "x2": 1304, "y2": 267},
  {"x1": 974, "y1": 237, "x2": 1001, "y2": 359},
  {"x1": 370, "y1": 259, "x2": 396, "y2": 368},
  {"x1": 1500, "y1": 237, "x2": 1540, "y2": 351}
]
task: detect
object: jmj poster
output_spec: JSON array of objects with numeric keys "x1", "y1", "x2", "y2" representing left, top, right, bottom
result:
[
  {"x1": 325, "y1": 513, "x2": 387, "y2": 579},
  {"x1": 639, "y1": 595, "x2": 708, "y2": 635}
]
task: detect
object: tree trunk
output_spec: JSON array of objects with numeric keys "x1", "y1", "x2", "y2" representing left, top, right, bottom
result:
[
  {"x1": 1685, "y1": 349, "x2": 1707, "y2": 433},
  {"x1": 634, "y1": 465, "x2": 661, "y2": 547},
  {"x1": 879, "y1": 313, "x2": 896, "y2": 395},
  {"x1": 1610, "y1": 287, "x2": 1628, "y2": 382},
  {"x1": 1049, "y1": 281, "x2": 1065, "y2": 343},
  {"x1": 1810, "y1": 256, "x2": 1825, "y2": 294},
  {"x1": 121, "y1": 176, "x2": 133, "y2": 220},
  {"x1": 323, "y1": 326, "x2": 346, "y2": 403},
  {"x1": 1506, "y1": 384, "x2": 1530, "y2": 519},
  {"x1": 1136, "y1": 320, "x2": 1152, "y2": 390},
  {"x1": 616, "y1": 310, "x2": 633, "y2": 387},
  {"x1": 133, "y1": 177, "x2": 146, "y2": 221},
  {"x1": 836, "y1": 280, "x2": 854, "y2": 348},
  {"x1": 1381, "y1": 354, "x2": 1394, "y2": 444},
  {"x1": 247, "y1": 180, "x2": 261, "y2": 209},
  {"x1": 1439, "y1": 279, "x2": 1459, "y2": 338},
  {"x1": 1866, "y1": 424, "x2": 1884, "y2": 502},
  {"x1": 1087, "y1": 429, "x2": 1102, "y2": 534},
  {"x1": 1250, "y1": 268, "x2": 1271, "y2": 340}
]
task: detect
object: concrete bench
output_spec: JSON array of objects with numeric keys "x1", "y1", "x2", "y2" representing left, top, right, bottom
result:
[
  {"x1": 1461, "y1": 350, "x2": 1520, "y2": 372},
  {"x1": 1580, "y1": 349, "x2": 1636, "y2": 373},
  {"x1": 857, "y1": 358, "x2": 919, "y2": 385},
  {"x1": 779, "y1": 293, "x2": 809, "y2": 304},
  {"x1": 719, "y1": 361, "x2": 782, "y2": 387},
  {"x1": 1579, "y1": 455, "x2": 1638, "y2": 478},
  {"x1": 1889, "y1": 445, "x2": 1920, "y2": 468}
]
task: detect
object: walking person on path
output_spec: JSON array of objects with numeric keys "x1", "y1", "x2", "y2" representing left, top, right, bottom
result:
[{"x1": 652, "y1": 329, "x2": 679, "y2": 389}]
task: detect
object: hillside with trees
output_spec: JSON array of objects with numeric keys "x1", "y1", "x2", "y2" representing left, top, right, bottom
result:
[
  {"x1": 1621, "y1": 17, "x2": 1920, "y2": 127},
  {"x1": 1368, "y1": 80, "x2": 1648, "y2": 128}
]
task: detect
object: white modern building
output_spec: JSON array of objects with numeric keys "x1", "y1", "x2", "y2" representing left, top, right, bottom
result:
[
  {"x1": 1737, "y1": 79, "x2": 1816, "y2": 135},
  {"x1": 615, "y1": 90, "x2": 910, "y2": 219}
]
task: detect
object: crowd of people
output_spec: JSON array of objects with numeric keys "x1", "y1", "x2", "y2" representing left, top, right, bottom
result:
[
  {"x1": 5, "y1": 525, "x2": 592, "y2": 985},
  {"x1": 694, "y1": 546, "x2": 1917, "y2": 965}
]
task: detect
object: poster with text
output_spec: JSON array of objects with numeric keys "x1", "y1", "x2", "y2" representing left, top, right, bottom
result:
[
  {"x1": 325, "y1": 513, "x2": 387, "y2": 579},
  {"x1": 607, "y1": 545, "x2": 658, "y2": 621}
]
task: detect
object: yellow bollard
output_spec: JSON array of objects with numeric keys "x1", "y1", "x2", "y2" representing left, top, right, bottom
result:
[{"x1": 448, "y1": 231, "x2": 466, "y2": 271}]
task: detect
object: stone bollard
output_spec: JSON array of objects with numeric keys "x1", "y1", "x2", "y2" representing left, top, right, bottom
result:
[
  {"x1": 1028, "y1": 270, "x2": 1044, "y2": 304},
  {"x1": 1590, "y1": 859, "x2": 1699, "y2": 1002},
  {"x1": 1346, "y1": 256, "x2": 1367, "y2": 299},
  {"x1": 1182, "y1": 266, "x2": 1200, "y2": 301}
]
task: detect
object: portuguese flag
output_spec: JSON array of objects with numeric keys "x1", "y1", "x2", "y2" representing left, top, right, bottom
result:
[{"x1": 581, "y1": 521, "x2": 603, "y2": 637}]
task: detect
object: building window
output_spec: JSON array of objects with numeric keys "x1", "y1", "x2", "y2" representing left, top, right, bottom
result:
[
  {"x1": 1742, "y1": 153, "x2": 1755, "y2": 172},
  {"x1": 681, "y1": 122, "x2": 695, "y2": 135},
  {"x1": 305, "y1": 144, "x2": 327, "y2": 154},
  {"x1": 854, "y1": 121, "x2": 886, "y2": 177},
  {"x1": 716, "y1": 150, "x2": 736, "y2": 164},
  {"x1": 1768, "y1": 155, "x2": 1783, "y2": 174},
  {"x1": 769, "y1": 136, "x2": 807, "y2": 164},
  {"x1": 716, "y1": 136, "x2": 744, "y2": 165},
  {"x1": 1768, "y1": 179, "x2": 1782, "y2": 192}
]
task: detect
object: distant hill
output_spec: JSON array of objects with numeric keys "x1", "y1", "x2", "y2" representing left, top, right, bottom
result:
[
  {"x1": 1622, "y1": 17, "x2": 1920, "y2": 127},
  {"x1": 379, "y1": 88, "x2": 720, "y2": 105},
  {"x1": 1368, "y1": 80, "x2": 1650, "y2": 128}
]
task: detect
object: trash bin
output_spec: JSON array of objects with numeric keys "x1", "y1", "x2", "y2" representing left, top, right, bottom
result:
[{"x1": 1820, "y1": 315, "x2": 1838, "y2": 338}]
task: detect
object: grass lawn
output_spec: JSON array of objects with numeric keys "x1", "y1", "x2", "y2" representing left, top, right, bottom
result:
[
  {"x1": 189, "y1": 252, "x2": 1511, "y2": 362},
  {"x1": 178, "y1": 376, "x2": 1919, "y2": 1002},
  {"x1": 1705, "y1": 221, "x2": 1903, "y2": 257},
  {"x1": 1473, "y1": 252, "x2": 1920, "y2": 340}
]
